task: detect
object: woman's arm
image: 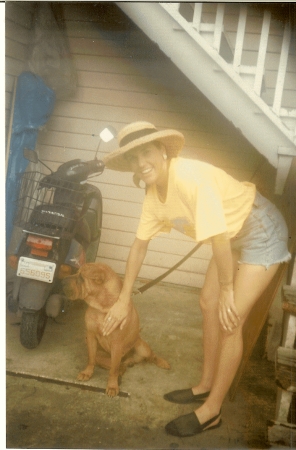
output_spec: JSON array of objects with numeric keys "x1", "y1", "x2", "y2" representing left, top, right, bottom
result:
[
  {"x1": 102, "y1": 237, "x2": 150, "y2": 336},
  {"x1": 211, "y1": 233, "x2": 240, "y2": 332}
]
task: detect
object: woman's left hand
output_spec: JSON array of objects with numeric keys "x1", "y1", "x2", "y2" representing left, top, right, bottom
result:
[
  {"x1": 218, "y1": 287, "x2": 240, "y2": 333},
  {"x1": 102, "y1": 298, "x2": 131, "y2": 336}
]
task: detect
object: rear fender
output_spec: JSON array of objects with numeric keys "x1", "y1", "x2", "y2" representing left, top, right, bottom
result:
[
  {"x1": 19, "y1": 278, "x2": 53, "y2": 311},
  {"x1": 12, "y1": 276, "x2": 22, "y2": 301}
]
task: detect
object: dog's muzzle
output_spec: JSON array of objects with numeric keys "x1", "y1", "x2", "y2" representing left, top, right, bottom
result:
[{"x1": 62, "y1": 277, "x2": 80, "y2": 300}]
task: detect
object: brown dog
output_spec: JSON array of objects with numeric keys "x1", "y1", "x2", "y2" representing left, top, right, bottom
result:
[{"x1": 62, "y1": 262, "x2": 170, "y2": 396}]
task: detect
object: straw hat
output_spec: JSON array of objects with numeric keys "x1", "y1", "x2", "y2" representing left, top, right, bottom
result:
[{"x1": 103, "y1": 121, "x2": 185, "y2": 172}]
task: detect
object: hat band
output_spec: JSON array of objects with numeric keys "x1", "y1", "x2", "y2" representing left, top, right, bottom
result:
[{"x1": 120, "y1": 128, "x2": 157, "y2": 147}]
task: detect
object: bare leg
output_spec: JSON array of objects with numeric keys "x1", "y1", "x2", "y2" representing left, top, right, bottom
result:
[
  {"x1": 192, "y1": 252, "x2": 240, "y2": 395},
  {"x1": 192, "y1": 258, "x2": 223, "y2": 394},
  {"x1": 194, "y1": 261, "x2": 279, "y2": 426}
]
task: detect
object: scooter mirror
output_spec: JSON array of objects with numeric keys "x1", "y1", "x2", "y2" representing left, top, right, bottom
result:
[
  {"x1": 24, "y1": 148, "x2": 39, "y2": 163},
  {"x1": 99, "y1": 126, "x2": 116, "y2": 143}
]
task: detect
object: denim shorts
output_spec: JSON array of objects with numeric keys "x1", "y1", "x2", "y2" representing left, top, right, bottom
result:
[{"x1": 231, "y1": 191, "x2": 291, "y2": 269}]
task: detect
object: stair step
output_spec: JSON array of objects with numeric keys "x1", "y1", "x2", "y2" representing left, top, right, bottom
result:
[
  {"x1": 276, "y1": 362, "x2": 296, "y2": 390},
  {"x1": 283, "y1": 285, "x2": 296, "y2": 304},
  {"x1": 277, "y1": 347, "x2": 296, "y2": 368},
  {"x1": 275, "y1": 389, "x2": 296, "y2": 425},
  {"x1": 237, "y1": 65, "x2": 257, "y2": 75},
  {"x1": 281, "y1": 314, "x2": 296, "y2": 348},
  {"x1": 235, "y1": 65, "x2": 257, "y2": 89},
  {"x1": 195, "y1": 24, "x2": 216, "y2": 47},
  {"x1": 199, "y1": 23, "x2": 215, "y2": 32},
  {"x1": 282, "y1": 301, "x2": 296, "y2": 315},
  {"x1": 268, "y1": 419, "x2": 296, "y2": 447},
  {"x1": 280, "y1": 109, "x2": 296, "y2": 132},
  {"x1": 276, "y1": 347, "x2": 296, "y2": 390}
]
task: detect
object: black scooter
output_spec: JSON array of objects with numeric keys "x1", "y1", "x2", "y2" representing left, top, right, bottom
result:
[{"x1": 7, "y1": 128, "x2": 114, "y2": 349}]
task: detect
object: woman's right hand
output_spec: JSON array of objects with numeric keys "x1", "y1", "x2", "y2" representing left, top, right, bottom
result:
[
  {"x1": 102, "y1": 295, "x2": 131, "y2": 336},
  {"x1": 102, "y1": 238, "x2": 149, "y2": 336},
  {"x1": 218, "y1": 286, "x2": 240, "y2": 333}
]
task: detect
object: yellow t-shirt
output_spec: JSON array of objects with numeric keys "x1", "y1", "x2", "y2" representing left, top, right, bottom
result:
[{"x1": 136, "y1": 158, "x2": 256, "y2": 242}]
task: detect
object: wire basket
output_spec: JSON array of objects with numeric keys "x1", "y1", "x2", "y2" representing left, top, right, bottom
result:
[{"x1": 14, "y1": 171, "x2": 87, "y2": 239}]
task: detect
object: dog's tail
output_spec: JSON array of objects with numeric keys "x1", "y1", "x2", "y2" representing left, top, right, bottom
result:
[{"x1": 148, "y1": 352, "x2": 170, "y2": 370}]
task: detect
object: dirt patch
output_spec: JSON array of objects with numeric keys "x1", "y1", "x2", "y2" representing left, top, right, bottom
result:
[{"x1": 239, "y1": 355, "x2": 277, "y2": 449}]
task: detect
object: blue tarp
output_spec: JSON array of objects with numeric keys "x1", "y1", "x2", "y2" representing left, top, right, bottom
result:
[{"x1": 6, "y1": 71, "x2": 55, "y2": 250}]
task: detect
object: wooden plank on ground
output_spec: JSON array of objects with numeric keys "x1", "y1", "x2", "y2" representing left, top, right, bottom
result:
[
  {"x1": 276, "y1": 358, "x2": 296, "y2": 391},
  {"x1": 268, "y1": 419, "x2": 296, "y2": 447}
]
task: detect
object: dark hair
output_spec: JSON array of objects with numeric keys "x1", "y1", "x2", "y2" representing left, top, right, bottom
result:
[{"x1": 153, "y1": 140, "x2": 165, "y2": 150}]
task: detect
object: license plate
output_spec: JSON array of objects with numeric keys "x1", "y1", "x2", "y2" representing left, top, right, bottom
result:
[{"x1": 17, "y1": 257, "x2": 56, "y2": 283}]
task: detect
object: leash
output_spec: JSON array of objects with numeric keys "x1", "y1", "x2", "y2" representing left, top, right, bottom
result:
[{"x1": 133, "y1": 242, "x2": 202, "y2": 295}]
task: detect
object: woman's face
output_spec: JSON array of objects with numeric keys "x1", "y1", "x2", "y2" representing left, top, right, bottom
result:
[{"x1": 125, "y1": 142, "x2": 168, "y2": 187}]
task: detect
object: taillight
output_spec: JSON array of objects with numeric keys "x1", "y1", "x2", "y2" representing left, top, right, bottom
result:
[
  {"x1": 26, "y1": 234, "x2": 53, "y2": 257},
  {"x1": 58, "y1": 264, "x2": 74, "y2": 279}
]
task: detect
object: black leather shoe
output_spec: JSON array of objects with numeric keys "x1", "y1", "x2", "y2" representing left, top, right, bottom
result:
[
  {"x1": 163, "y1": 388, "x2": 210, "y2": 404},
  {"x1": 165, "y1": 411, "x2": 221, "y2": 437}
]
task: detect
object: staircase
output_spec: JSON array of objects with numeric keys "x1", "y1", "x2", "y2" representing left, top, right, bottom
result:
[{"x1": 117, "y1": 2, "x2": 296, "y2": 193}]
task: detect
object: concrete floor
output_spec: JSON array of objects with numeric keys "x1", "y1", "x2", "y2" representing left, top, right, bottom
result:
[{"x1": 6, "y1": 283, "x2": 280, "y2": 449}]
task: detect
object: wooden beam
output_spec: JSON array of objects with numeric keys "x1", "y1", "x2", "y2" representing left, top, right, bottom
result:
[
  {"x1": 275, "y1": 150, "x2": 296, "y2": 195},
  {"x1": 229, "y1": 262, "x2": 288, "y2": 400}
]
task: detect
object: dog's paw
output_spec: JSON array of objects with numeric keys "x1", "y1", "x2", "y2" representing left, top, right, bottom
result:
[
  {"x1": 77, "y1": 370, "x2": 92, "y2": 381},
  {"x1": 106, "y1": 385, "x2": 119, "y2": 397}
]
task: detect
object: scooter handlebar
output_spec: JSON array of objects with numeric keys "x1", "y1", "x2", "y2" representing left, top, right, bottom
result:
[
  {"x1": 41, "y1": 159, "x2": 105, "y2": 185},
  {"x1": 89, "y1": 159, "x2": 105, "y2": 176}
]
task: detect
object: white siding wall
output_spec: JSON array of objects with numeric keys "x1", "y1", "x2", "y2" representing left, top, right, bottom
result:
[{"x1": 6, "y1": 3, "x2": 272, "y2": 287}]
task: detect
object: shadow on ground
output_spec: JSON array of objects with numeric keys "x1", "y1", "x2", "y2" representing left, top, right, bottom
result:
[{"x1": 6, "y1": 283, "x2": 277, "y2": 449}]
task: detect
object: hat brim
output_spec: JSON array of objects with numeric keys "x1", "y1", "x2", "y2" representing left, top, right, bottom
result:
[{"x1": 103, "y1": 129, "x2": 185, "y2": 172}]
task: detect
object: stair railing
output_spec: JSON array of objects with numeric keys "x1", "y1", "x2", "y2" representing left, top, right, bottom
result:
[{"x1": 161, "y1": 2, "x2": 295, "y2": 141}]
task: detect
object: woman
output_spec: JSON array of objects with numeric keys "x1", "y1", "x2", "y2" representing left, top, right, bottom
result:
[{"x1": 102, "y1": 121, "x2": 291, "y2": 437}]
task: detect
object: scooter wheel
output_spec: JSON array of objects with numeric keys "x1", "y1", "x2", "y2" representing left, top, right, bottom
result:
[{"x1": 20, "y1": 308, "x2": 47, "y2": 349}]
